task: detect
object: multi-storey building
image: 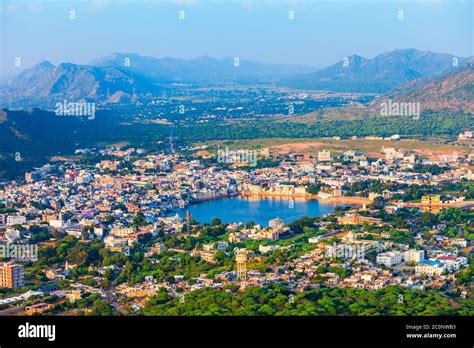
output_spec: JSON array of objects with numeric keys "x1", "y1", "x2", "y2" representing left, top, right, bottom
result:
[
  {"x1": 376, "y1": 251, "x2": 403, "y2": 267},
  {"x1": 338, "y1": 213, "x2": 383, "y2": 226},
  {"x1": 404, "y1": 249, "x2": 425, "y2": 263},
  {"x1": 0, "y1": 263, "x2": 24, "y2": 289},
  {"x1": 421, "y1": 195, "x2": 441, "y2": 204},
  {"x1": 415, "y1": 260, "x2": 445, "y2": 276},
  {"x1": 6, "y1": 215, "x2": 26, "y2": 226}
]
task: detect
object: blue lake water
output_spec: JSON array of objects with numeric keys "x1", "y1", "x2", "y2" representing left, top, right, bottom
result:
[{"x1": 170, "y1": 196, "x2": 340, "y2": 227}]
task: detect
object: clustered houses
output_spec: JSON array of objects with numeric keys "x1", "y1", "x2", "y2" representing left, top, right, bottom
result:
[
  {"x1": 240, "y1": 146, "x2": 473, "y2": 201},
  {"x1": 278, "y1": 229, "x2": 469, "y2": 292},
  {"x1": 0, "y1": 140, "x2": 472, "y2": 312},
  {"x1": 0, "y1": 149, "x2": 243, "y2": 250},
  {"x1": 100, "y1": 216, "x2": 469, "y2": 309},
  {"x1": 1, "y1": 143, "x2": 472, "y2": 247}
]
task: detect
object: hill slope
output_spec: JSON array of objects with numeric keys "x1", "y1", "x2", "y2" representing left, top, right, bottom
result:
[
  {"x1": 283, "y1": 49, "x2": 472, "y2": 93},
  {"x1": 0, "y1": 61, "x2": 159, "y2": 108},
  {"x1": 373, "y1": 66, "x2": 474, "y2": 114}
]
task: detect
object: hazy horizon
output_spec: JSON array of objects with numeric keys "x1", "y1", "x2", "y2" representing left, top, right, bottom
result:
[{"x1": 1, "y1": 0, "x2": 473, "y2": 81}]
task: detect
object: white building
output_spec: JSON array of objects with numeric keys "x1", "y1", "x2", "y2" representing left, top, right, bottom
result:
[
  {"x1": 376, "y1": 251, "x2": 403, "y2": 267},
  {"x1": 93, "y1": 227, "x2": 104, "y2": 239},
  {"x1": 5, "y1": 229, "x2": 21, "y2": 242},
  {"x1": 104, "y1": 235, "x2": 128, "y2": 248},
  {"x1": 6, "y1": 215, "x2": 26, "y2": 226},
  {"x1": 415, "y1": 260, "x2": 444, "y2": 276},
  {"x1": 383, "y1": 147, "x2": 404, "y2": 161},
  {"x1": 404, "y1": 249, "x2": 425, "y2": 263},
  {"x1": 308, "y1": 236, "x2": 322, "y2": 244},
  {"x1": 268, "y1": 217, "x2": 285, "y2": 230},
  {"x1": 436, "y1": 256, "x2": 468, "y2": 272},
  {"x1": 110, "y1": 226, "x2": 135, "y2": 237},
  {"x1": 49, "y1": 220, "x2": 64, "y2": 228},
  {"x1": 65, "y1": 225, "x2": 83, "y2": 238},
  {"x1": 318, "y1": 150, "x2": 331, "y2": 162},
  {"x1": 458, "y1": 131, "x2": 473, "y2": 140}
]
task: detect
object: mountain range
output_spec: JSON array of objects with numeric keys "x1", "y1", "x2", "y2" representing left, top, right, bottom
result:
[
  {"x1": 0, "y1": 48, "x2": 472, "y2": 107},
  {"x1": 1, "y1": 60, "x2": 158, "y2": 106},
  {"x1": 89, "y1": 53, "x2": 315, "y2": 83},
  {"x1": 0, "y1": 54, "x2": 315, "y2": 107},
  {"x1": 283, "y1": 48, "x2": 473, "y2": 93}
]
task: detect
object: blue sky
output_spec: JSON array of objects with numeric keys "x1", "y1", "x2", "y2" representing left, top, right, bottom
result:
[{"x1": 0, "y1": 0, "x2": 472, "y2": 80}]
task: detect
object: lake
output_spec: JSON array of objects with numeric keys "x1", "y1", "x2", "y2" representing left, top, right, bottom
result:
[{"x1": 170, "y1": 196, "x2": 340, "y2": 227}]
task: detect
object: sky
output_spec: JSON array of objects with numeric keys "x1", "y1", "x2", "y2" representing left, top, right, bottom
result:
[{"x1": 0, "y1": 0, "x2": 473, "y2": 80}]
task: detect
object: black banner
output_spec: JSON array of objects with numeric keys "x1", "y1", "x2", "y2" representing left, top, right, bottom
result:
[{"x1": 0, "y1": 315, "x2": 471, "y2": 347}]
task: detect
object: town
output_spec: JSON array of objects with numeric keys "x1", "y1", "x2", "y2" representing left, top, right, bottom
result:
[{"x1": 0, "y1": 131, "x2": 472, "y2": 316}]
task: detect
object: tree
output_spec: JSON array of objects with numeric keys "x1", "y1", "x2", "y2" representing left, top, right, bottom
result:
[
  {"x1": 211, "y1": 218, "x2": 222, "y2": 226},
  {"x1": 88, "y1": 299, "x2": 115, "y2": 316},
  {"x1": 82, "y1": 226, "x2": 93, "y2": 241},
  {"x1": 132, "y1": 212, "x2": 148, "y2": 227},
  {"x1": 371, "y1": 196, "x2": 385, "y2": 209},
  {"x1": 214, "y1": 250, "x2": 226, "y2": 263},
  {"x1": 421, "y1": 212, "x2": 437, "y2": 226},
  {"x1": 29, "y1": 225, "x2": 51, "y2": 243},
  {"x1": 104, "y1": 215, "x2": 115, "y2": 224}
]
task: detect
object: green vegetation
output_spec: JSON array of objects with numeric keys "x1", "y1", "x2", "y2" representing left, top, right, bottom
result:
[
  {"x1": 177, "y1": 110, "x2": 472, "y2": 141},
  {"x1": 143, "y1": 285, "x2": 474, "y2": 316}
]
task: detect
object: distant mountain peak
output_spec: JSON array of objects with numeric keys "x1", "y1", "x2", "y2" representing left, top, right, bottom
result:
[
  {"x1": 391, "y1": 48, "x2": 420, "y2": 54},
  {"x1": 284, "y1": 48, "x2": 473, "y2": 93},
  {"x1": 86, "y1": 52, "x2": 316, "y2": 85},
  {"x1": 36, "y1": 60, "x2": 55, "y2": 69},
  {"x1": 3, "y1": 59, "x2": 159, "y2": 106},
  {"x1": 193, "y1": 55, "x2": 217, "y2": 62}
]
